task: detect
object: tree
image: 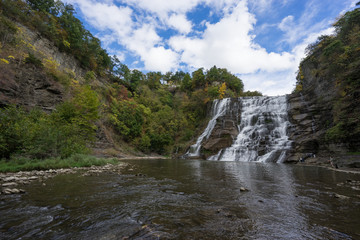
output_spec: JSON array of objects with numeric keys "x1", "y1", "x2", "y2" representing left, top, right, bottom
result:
[
  {"x1": 145, "y1": 71, "x2": 161, "y2": 90},
  {"x1": 206, "y1": 65, "x2": 220, "y2": 84},
  {"x1": 27, "y1": 0, "x2": 57, "y2": 14},
  {"x1": 218, "y1": 82, "x2": 227, "y2": 99},
  {"x1": 180, "y1": 73, "x2": 192, "y2": 92},
  {"x1": 109, "y1": 99, "x2": 147, "y2": 141},
  {"x1": 192, "y1": 68, "x2": 205, "y2": 89},
  {"x1": 129, "y1": 69, "x2": 144, "y2": 91}
]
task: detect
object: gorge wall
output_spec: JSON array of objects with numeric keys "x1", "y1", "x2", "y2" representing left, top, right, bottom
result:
[
  {"x1": 286, "y1": 59, "x2": 360, "y2": 166},
  {"x1": 188, "y1": 63, "x2": 359, "y2": 165}
]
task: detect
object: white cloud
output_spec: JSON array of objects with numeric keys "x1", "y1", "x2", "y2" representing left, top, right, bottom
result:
[
  {"x1": 67, "y1": 0, "x2": 134, "y2": 38},
  {"x1": 142, "y1": 47, "x2": 179, "y2": 72},
  {"x1": 121, "y1": 0, "x2": 200, "y2": 17},
  {"x1": 170, "y1": 1, "x2": 295, "y2": 75},
  {"x1": 168, "y1": 14, "x2": 192, "y2": 34},
  {"x1": 278, "y1": 15, "x2": 294, "y2": 32}
]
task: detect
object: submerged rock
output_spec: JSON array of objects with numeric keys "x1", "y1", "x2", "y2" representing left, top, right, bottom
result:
[
  {"x1": 240, "y1": 187, "x2": 248, "y2": 192},
  {"x1": 334, "y1": 194, "x2": 350, "y2": 200}
]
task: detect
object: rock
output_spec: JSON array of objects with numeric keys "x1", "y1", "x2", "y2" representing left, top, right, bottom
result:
[
  {"x1": 2, "y1": 182, "x2": 18, "y2": 187},
  {"x1": 334, "y1": 194, "x2": 349, "y2": 200},
  {"x1": 2, "y1": 188, "x2": 22, "y2": 194},
  {"x1": 240, "y1": 187, "x2": 248, "y2": 192},
  {"x1": 3, "y1": 188, "x2": 13, "y2": 194},
  {"x1": 11, "y1": 188, "x2": 20, "y2": 194},
  {"x1": 3, "y1": 176, "x2": 18, "y2": 182},
  {"x1": 28, "y1": 176, "x2": 38, "y2": 180},
  {"x1": 199, "y1": 98, "x2": 242, "y2": 158}
]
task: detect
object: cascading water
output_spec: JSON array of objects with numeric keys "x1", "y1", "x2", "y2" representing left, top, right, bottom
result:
[
  {"x1": 185, "y1": 98, "x2": 230, "y2": 157},
  {"x1": 209, "y1": 96, "x2": 292, "y2": 162}
]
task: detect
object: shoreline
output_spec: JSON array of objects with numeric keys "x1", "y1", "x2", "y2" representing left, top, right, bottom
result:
[
  {"x1": 295, "y1": 162, "x2": 360, "y2": 174},
  {"x1": 0, "y1": 161, "x2": 128, "y2": 195},
  {"x1": 117, "y1": 156, "x2": 170, "y2": 160}
]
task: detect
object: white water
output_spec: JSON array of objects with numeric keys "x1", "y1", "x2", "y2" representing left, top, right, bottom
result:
[
  {"x1": 209, "y1": 96, "x2": 292, "y2": 162},
  {"x1": 186, "y1": 98, "x2": 230, "y2": 157}
]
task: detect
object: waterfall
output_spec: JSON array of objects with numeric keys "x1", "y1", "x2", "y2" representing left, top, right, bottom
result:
[
  {"x1": 186, "y1": 98, "x2": 230, "y2": 157},
  {"x1": 209, "y1": 96, "x2": 292, "y2": 162}
]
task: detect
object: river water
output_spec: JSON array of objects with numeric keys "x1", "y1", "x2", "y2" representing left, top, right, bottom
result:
[{"x1": 1, "y1": 159, "x2": 360, "y2": 239}]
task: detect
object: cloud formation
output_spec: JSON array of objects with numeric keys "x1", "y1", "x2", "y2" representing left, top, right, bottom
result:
[{"x1": 65, "y1": 0, "x2": 355, "y2": 95}]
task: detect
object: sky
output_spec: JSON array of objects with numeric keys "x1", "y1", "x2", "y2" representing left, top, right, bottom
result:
[{"x1": 64, "y1": 0, "x2": 358, "y2": 96}]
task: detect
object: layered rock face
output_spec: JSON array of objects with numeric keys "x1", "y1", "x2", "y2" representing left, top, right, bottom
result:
[
  {"x1": 286, "y1": 59, "x2": 360, "y2": 163},
  {"x1": 200, "y1": 98, "x2": 242, "y2": 158},
  {"x1": 0, "y1": 61, "x2": 64, "y2": 111}
]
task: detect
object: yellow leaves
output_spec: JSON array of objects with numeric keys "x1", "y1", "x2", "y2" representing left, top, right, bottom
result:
[
  {"x1": 71, "y1": 79, "x2": 80, "y2": 86},
  {"x1": 43, "y1": 58, "x2": 59, "y2": 72},
  {"x1": 0, "y1": 58, "x2": 9, "y2": 64},
  {"x1": 294, "y1": 84, "x2": 303, "y2": 92},
  {"x1": 218, "y1": 82, "x2": 226, "y2": 99},
  {"x1": 8, "y1": 55, "x2": 15, "y2": 59},
  {"x1": 63, "y1": 40, "x2": 71, "y2": 48},
  {"x1": 16, "y1": 26, "x2": 23, "y2": 34}
]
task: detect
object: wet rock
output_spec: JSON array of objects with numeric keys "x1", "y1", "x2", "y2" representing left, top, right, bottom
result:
[
  {"x1": 240, "y1": 187, "x2": 248, "y2": 192},
  {"x1": 3, "y1": 176, "x2": 18, "y2": 182},
  {"x1": 2, "y1": 182, "x2": 18, "y2": 187},
  {"x1": 2, "y1": 188, "x2": 24, "y2": 195},
  {"x1": 334, "y1": 194, "x2": 350, "y2": 200},
  {"x1": 199, "y1": 98, "x2": 242, "y2": 158}
]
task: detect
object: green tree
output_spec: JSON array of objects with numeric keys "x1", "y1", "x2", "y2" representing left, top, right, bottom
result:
[
  {"x1": 180, "y1": 73, "x2": 192, "y2": 92},
  {"x1": 206, "y1": 65, "x2": 220, "y2": 84},
  {"x1": 109, "y1": 99, "x2": 148, "y2": 141},
  {"x1": 192, "y1": 68, "x2": 205, "y2": 89}
]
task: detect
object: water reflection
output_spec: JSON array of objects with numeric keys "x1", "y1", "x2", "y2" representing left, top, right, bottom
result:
[{"x1": 1, "y1": 159, "x2": 359, "y2": 239}]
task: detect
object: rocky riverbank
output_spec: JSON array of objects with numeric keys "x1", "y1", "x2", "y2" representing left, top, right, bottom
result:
[
  {"x1": 295, "y1": 154, "x2": 360, "y2": 174},
  {"x1": 0, "y1": 162, "x2": 128, "y2": 195}
]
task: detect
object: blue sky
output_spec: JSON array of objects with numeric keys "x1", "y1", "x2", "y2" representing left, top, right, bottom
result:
[{"x1": 64, "y1": 0, "x2": 358, "y2": 95}]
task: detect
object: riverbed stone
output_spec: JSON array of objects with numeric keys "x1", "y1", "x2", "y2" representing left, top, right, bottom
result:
[
  {"x1": 2, "y1": 188, "x2": 21, "y2": 194},
  {"x1": 3, "y1": 176, "x2": 18, "y2": 182},
  {"x1": 2, "y1": 182, "x2": 18, "y2": 187},
  {"x1": 334, "y1": 193, "x2": 350, "y2": 200}
]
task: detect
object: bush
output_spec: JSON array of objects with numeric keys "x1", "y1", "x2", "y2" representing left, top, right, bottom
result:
[
  {"x1": 0, "y1": 87, "x2": 100, "y2": 160},
  {"x1": 109, "y1": 99, "x2": 148, "y2": 141},
  {"x1": 24, "y1": 52, "x2": 43, "y2": 67},
  {"x1": 0, "y1": 15, "x2": 18, "y2": 46}
]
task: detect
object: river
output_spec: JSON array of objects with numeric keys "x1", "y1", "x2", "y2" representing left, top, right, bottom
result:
[{"x1": 1, "y1": 159, "x2": 360, "y2": 239}]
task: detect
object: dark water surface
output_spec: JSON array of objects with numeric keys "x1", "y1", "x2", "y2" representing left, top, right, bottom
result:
[{"x1": 1, "y1": 159, "x2": 360, "y2": 239}]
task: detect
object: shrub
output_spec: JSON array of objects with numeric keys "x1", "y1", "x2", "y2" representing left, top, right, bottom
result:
[{"x1": 24, "y1": 52, "x2": 43, "y2": 67}]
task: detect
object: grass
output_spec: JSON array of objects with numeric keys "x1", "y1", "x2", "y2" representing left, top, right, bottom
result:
[{"x1": 0, "y1": 154, "x2": 118, "y2": 172}]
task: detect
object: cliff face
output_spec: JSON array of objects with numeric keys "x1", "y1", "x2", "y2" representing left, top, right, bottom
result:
[
  {"x1": 0, "y1": 59, "x2": 64, "y2": 111},
  {"x1": 200, "y1": 98, "x2": 242, "y2": 158},
  {"x1": 0, "y1": 23, "x2": 117, "y2": 156},
  {"x1": 0, "y1": 24, "x2": 86, "y2": 111},
  {"x1": 286, "y1": 58, "x2": 360, "y2": 165}
]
